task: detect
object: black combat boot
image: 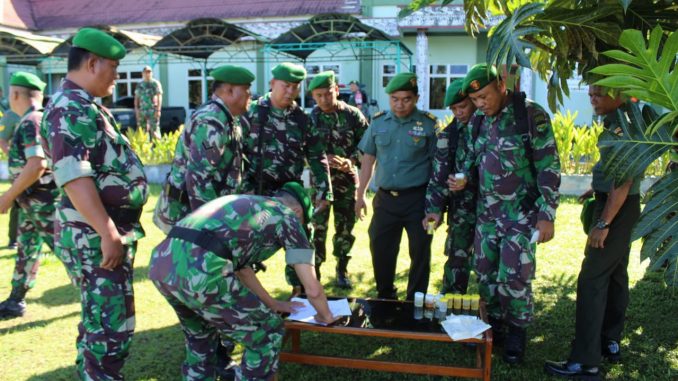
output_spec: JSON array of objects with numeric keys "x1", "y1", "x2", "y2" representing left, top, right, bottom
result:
[
  {"x1": 488, "y1": 316, "x2": 505, "y2": 347},
  {"x1": 503, "y1": 324, "x2": 527, "y2": 364},
  {"x1": 335, "y1": 257, "x2": 352, "y2": 289},
  {"x1": 0, "y1": 286, "x2": 28, "y2": 319}
]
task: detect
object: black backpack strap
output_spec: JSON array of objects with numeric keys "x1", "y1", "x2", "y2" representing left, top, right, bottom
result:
[
  {"x1": 512, "y1": 91, "x2": 537, "y2": 179},
  {"x1": 447, "y1": 119, "x2": 461, "y2": 163},
  {"x1": 471, "y1": 114, "x2": 483, "y2": 142},
  {"x1": 256, "y1": 99, "x2": 270, "y2": 195}
]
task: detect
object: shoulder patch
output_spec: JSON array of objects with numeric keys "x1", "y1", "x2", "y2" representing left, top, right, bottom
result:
[
  {"x1": 424, "y1": 112, "x2": 437, "y2": 121},
  {"x1": 373, "y1": 111, "x2": 386, "y2": 119}
]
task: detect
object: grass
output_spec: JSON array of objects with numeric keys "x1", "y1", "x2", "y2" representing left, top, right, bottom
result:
[{"x1": 0, "y1": 183, "x2": 676, "y2": 381}]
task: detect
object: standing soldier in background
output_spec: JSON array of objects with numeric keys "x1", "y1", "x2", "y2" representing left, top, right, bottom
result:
[
  {"x1": 348, "y1": 80, "x2": 370, "y2": 118},
  {"x1": 451, "y1": 64, "x2": 560, "y2": 364},
  {"x1": 135, "y1": 65, "x2": 163, "y2": 140},
  {"x1": 307, "y1": 71, "x2": 368, "y2": 288},
  {"x1": 424, "y1": 79, "x2": 478, "y2": 294},
  {"x1": 0, "y1": 72, "x2": 58, "y2": 319},
  {"x1": 355, "y1": 72, "x2": 438, "y2": 301},
  {"x1": 242, "y1": 62, "x2": 333, "y2": 293},
  {"x1": 0, "y1": 107, "x2": 22, "y2": 250},
  {"x1": 153, "y1": 65, "x2": 255, "y2": 233},
  {"x1": 43, "y1": 28, "x2": 148, "y2": 380}
]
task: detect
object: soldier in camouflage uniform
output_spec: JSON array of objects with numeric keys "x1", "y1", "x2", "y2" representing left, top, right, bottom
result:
[
  {"x1": 0, "y1": 108, "x2": 22, "y2": 249},
  {"x1": 424, "y1": 79, "x2": 478, "y2": 294},
  {"x1": 153, "y1": 65, "x2": 255, "y2": 234},
  {"x1": 0, "y1": 72, "x2": 59, "y2": 319},
  {"x1": 307, "y1": 71, "x2": 368, "y2": 288},
  {"x1": 134, "y1": 65, "x2": 163, "y2": 140},
  {"x1": 452, "y1": 64, "x2": 560, "y2": 364},
  {"x1": 43, "y1": 28, "x2": 148, "y2": 380},
  {"x1": 242, "y1": 62, "x2": 333, "y2": 291},
  {"x1": 150, "y1": 182, "x2": 336, "y2": 381}
]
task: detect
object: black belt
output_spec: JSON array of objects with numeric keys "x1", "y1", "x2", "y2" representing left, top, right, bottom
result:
[
  {"x1": 63, "y1": 198, "x2": 142, "y2": 226},
  {"x1": 165, "y1": 181, "x2": 189, "y2": 204},
  {"x1": 379, "y1": 184, "x2": 427, "y2": 197},
  {"x1": 24, "y1": 180, "x2": 57, "y2": 197}
]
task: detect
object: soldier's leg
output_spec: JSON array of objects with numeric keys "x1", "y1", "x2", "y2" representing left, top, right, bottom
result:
[
  {"x1": 368, "y1": 191, "x2": 404, "y2": 299},
  {"x1": 153, "y1": 280, "x2": 219, "y2": 380},
  {"x1": 78, "y1": 243, "x2": 136, "y2": 380},
  {"x1": 473, "y1": 221, "x2": 501, "y2": 320},
  {"x1": 8, "y1": 201, "x2": 18, "y2": 246},
  {"x1": 402, "y1": 189, "x2": 432, "y2": 300},
  {"x1": 496, "y1": 224, "x2": 535, "y2": 328},
  {"x1": 441, "y1": 219, "x2": 474, "y2": 294},
  {"x1": 312, "y1": 202, "x2": 331, "y2": 277},
  {"x1": 137, "y1": 113, "x2": 149, "y2": 134},
  {"x1": 150, "y1": 113, "x2": 161, "y2": 141},
  {"x1": 55, "y1": 247, "x2": 85, "y2": 367},
  {"x1": 332, "y1": 181, "x2": 356, "y2": 288}
]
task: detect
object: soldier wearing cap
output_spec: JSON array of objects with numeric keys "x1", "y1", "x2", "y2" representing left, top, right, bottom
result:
[
  {"x1": 307, "y1": 71, "x2": 368, "y2": 288},
  {"x1": 451, "y1": 64, "x2": 560, "y2": 364},
  {"x1": 150, "y1": 182, "x2": 337, "y2": 380},
  {"x1": 355, "y1": 72, "x2": 438, "y2": 301},
  {"x1": 242, "y1": 62, "x2": 333, "y2": 292},
  {"x1": 134, "y1": 65, "x2": 163, "y2": 140},
  {"x1": 154, "y1": 64, "x2": 255, "y2": 234},
  {"x1": 0, "y1": 72, "x2": 60, "y2": 319},
  {"x1": 0, "y1": 107, "x2": 22, "y2": 250},
  {"x1": 423, "y1": 78, "x2": 478, "y2": 294},
  {"x1": 42, "y1": 28, "x2": 148, "y2": 379}
]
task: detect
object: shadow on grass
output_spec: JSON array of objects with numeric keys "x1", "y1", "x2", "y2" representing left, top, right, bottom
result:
[
  {"x1": 29, "y1": 283, "x2": 80, "y2": 307},
  {"x1": 0, "y1": 310, "x2": 79, "y2": 335}
]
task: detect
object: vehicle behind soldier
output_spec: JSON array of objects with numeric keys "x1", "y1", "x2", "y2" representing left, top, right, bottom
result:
[
  {"x1": 0, "y1": 72, "x2": 59, "y2": 319},
  {"x1": 424, "y1": 78, "x2": 478, "y2": 294},
  {"x1": 451, "y1": 64, "x2": 561, "y2": 364},
  {"x1": 308, "y1": 71, "x2": 368, "y2": 289},
  {"x1": 149, "y1": 182, "x2": 337, "y2": 380}
]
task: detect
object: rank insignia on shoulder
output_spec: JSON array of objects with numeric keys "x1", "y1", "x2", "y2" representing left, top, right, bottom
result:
[
  {"x1": 373, "y1": 111, "x2": 386, "y2": 119},
  {"x1": 424, "y1": 112, "x2": 437, "y2": 121}
]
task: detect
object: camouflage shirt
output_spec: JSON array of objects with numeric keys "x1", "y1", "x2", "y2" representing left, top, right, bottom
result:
[
  {"x1": 149, "y1": 195, "x2": 314, "y2": 286},
  {"x1": 462, "y1": 95, "x2": 560, "y2": 223},
  {"x1": 44, "y1": 79, "x2": 149, "y2": 249},
  {"x1": 242, "y1": 93, "x2": 333, "y2": 201},
  {"x1": 425, "y1": 118, "x2": 475, "y2": 215},
  {"x1": 309, "y1": 100, "x2": 368, "y2": 183},
  {"x1": 134, "y1": 79, "x2": 162, "y2": 114}
]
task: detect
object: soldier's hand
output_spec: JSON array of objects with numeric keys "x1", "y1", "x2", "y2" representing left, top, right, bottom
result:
[
  {"x1": 422, "y1": 213, "x2": 441, "y2": 230},
  {"x1": 314, "y1": 199, "x2": 330, "y2": 215},
  {"x1": 578, "y1": 189, "x2": 594, "y2": 203},
  {"x1": 587, "y1": 227, "x2": 608, "y2": 249},
  {"x1": 447, "y1": 174, "x2": 467, "y2": 191},
  {"x1": 0, "y1": 193, "x2": 13, "y2": 214},
  {"x1": 100, "y1": 234, "x2": 125, "y2": 270},
  {"x1": 272, "y1": 300, "x2": 305, "y2": 314},
  {"x1": 355, "y1": 195, "x2": 368, "y2": 220},
  {"x1": 535, "y1": 220, "x2": 555, "y2": 243},
  {"x1": 315, "y1": 312, "x2": 339, "y2": 325}
]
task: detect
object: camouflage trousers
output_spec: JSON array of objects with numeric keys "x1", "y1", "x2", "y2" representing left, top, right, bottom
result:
[
  {"x1": 59, "y1": 243, "x2": 137, "y2": 381},
  {"x1": 151, "y1": 244, "x2": 283, "y2": 380},
  {"x1": 441, "y1": 218, "x2": 475, "y2": 295},
  {"x1": 473, "y1": 218, "x2": 536, "y2": 328},
  {"x1": 10, "y1": 199, "x2": 56, "y2": 291},
  {"x1": 138, "y1": 111, "x2": 160, "y2": 140}
]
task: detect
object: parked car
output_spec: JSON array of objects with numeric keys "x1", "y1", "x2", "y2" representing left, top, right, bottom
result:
[{"x1": 109, "y1": 97, "x2": 186, "y2": 135}]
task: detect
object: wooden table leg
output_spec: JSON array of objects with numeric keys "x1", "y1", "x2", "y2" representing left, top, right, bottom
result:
[{"x1": 290, "y1": 328, "x2": 301, "y2": 353}]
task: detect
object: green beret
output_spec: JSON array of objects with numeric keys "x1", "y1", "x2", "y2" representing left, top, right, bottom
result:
[
  {"x1": 10, "y1": 71, "x2": 46, "y2": 92},
  {"x1": 272, "y1": 62, "x2": 306, "y2": 83},
  {"x1": 72, "y1": 28, "x2": 126, "y2": 60},
  {"x1": 462, "y1": 64, "x2": 498, "y2": 94},
  {"x1": 210, "y1": 65, "x2": 255, "y2": 85},
  {"x1": 384, "y1": 72, "x2": 418, "y2": 94},
  {"x1": 280, "y1": 182, "x2": 313, "y2": 225},
  {"x1": 307, "y1": 71, "x2": 336, "y2": 92},
  {"x1": 444, "y1": 79, "x2": 466, "y2": 108}
]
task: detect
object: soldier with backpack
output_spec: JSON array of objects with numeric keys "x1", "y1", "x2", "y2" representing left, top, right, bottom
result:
[{"x1": 450, "y1": 64, "x2": 561, "y2": 364}]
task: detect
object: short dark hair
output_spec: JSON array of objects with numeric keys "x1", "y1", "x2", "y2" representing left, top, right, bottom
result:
[
  {"x1": 211, "y1": 80, "x2": 225, "y2": 93},
  {"x1": 67, "y1": 46, "x2": 92, "y2": 71}
]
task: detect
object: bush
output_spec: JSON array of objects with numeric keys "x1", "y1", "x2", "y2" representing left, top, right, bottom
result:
[{"x1": 126, "y1": 126, "x2": 182, "y2": 165}]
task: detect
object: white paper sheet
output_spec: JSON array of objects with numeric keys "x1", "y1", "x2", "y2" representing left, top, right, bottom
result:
[
  {"x1": 440, "y1": 314, "x2": 491, "y2": 341},
  {"x1": 287, "y1": 297, "x2": 352, "y2": 325}
]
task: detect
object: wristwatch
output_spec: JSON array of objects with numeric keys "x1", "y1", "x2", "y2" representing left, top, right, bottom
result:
[{"x1": 594, "y1": 219, "x2": 611, "y2": 230}]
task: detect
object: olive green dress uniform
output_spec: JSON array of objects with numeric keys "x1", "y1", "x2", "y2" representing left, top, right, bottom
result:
[
  {"x1": 358, "y1": 72, "x2": 438, "y2": 300},
  {"x1": 569, "y1": 103, "x2": 642, "y2": 367}
]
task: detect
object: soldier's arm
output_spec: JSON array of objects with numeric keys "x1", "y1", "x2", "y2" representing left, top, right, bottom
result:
[
  {"x1": 185, "y1": 119, "x2": 224, "y2": 209},
  {"x1": 155, "y1": 81, "x2": 163, "y2": 115},
  {"x1": 352, "y1": 109, "x2": 370, "y2": 165},
  {"x1": 0, "y1": 156, "x2": 47, "y2": 212},
  {"x1": 239, "y1": 105, "x2": 257, "y2": 194},
  {"x1": 530, "y1": 106, "x2": 561, "y2": 222},
  {"x1": 0, "y1": 139, "x2": 9, "y2": 155},
  {"x1": 425, "y1": 124, "x2": 451, "y2": 215},
  {"x1": 305, "y1": 120, "x2": 333, "y2": 202}
]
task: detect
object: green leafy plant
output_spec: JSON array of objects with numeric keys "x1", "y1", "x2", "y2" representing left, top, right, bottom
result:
[
  {"x1": 552, "y1": 110, "x2": 577, "y2": 173},
  {"x1": 125, "y1": 126, "x2": 182, "y2": 165}
]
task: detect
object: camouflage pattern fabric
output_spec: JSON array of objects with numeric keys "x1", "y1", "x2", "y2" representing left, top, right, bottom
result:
[
  {"x1": 149, "y1": 195, "x2": 314, "y2": 380},
  {"x1": 135, "y1": 79, "x2": 162, "y2": 138},
  {"x1": 242, "y1": 93, "x2": 333, "y2": 202},
  {"x1": 7, "y1": 107, "x2": 59, "y2": 291},
  {"x1": 425, "y1": 119, "x2": 477, "y2": 294},
  {"x1": 153, "y1": 97, "x2": 243, "y2": 233},
  {"x1": 462, "y1": 95, "x2": 560, "y2": 327},
  {"x1": 43, "y1": 78, "x2": 148, "y2": 380}
]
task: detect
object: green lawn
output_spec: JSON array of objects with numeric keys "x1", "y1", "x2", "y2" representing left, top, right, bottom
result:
[{"x1": 0, "y1": 183, "x2": 676, "y2": 380}]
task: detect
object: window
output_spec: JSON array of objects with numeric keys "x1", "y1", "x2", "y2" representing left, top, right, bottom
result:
[
  {"x1": 429, "y1": 64, "x2": 468, "y2": 110},
  {"x1": 115, "y1": 70, "x2": 142, "y2": 100},
  {"x1": 382, "y1": 64, "x2": 396, "y2": 88},
  {"x1": 304, "y1": 64, "x2": 342, "y2": 88},
  {"x1": 187, "y1": 69, "x2": 214, "y2": 109}
]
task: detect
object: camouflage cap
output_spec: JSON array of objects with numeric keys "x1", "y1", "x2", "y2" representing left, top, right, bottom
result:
[
  {"x1": 444, "y1": 78, "x2": 466, "y2": 108},
  {"x1": 384, "y1": 72, "x2": 418, "y2": 94},
  {"x1": 307, "y1": 71, "x2": 336, "y2": 92},
  {"x1": 280, "y1": 182, "x2": 313, "y2": 224},
  {"x1": 72, "y1": 28, "x2": 126, "y2": 60},
  {"x1": 9, "y1": 71, "x2": 46, "y2": 92},
  {"x1": 462, "y1": 64, "x2": 498, "y2": 94},
  {"x1": 210, "y1": 65, "x2": 255, "y2": 85},
  {"x1": 272, "y1": 62, "x2": 307, "y2": 83}
]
